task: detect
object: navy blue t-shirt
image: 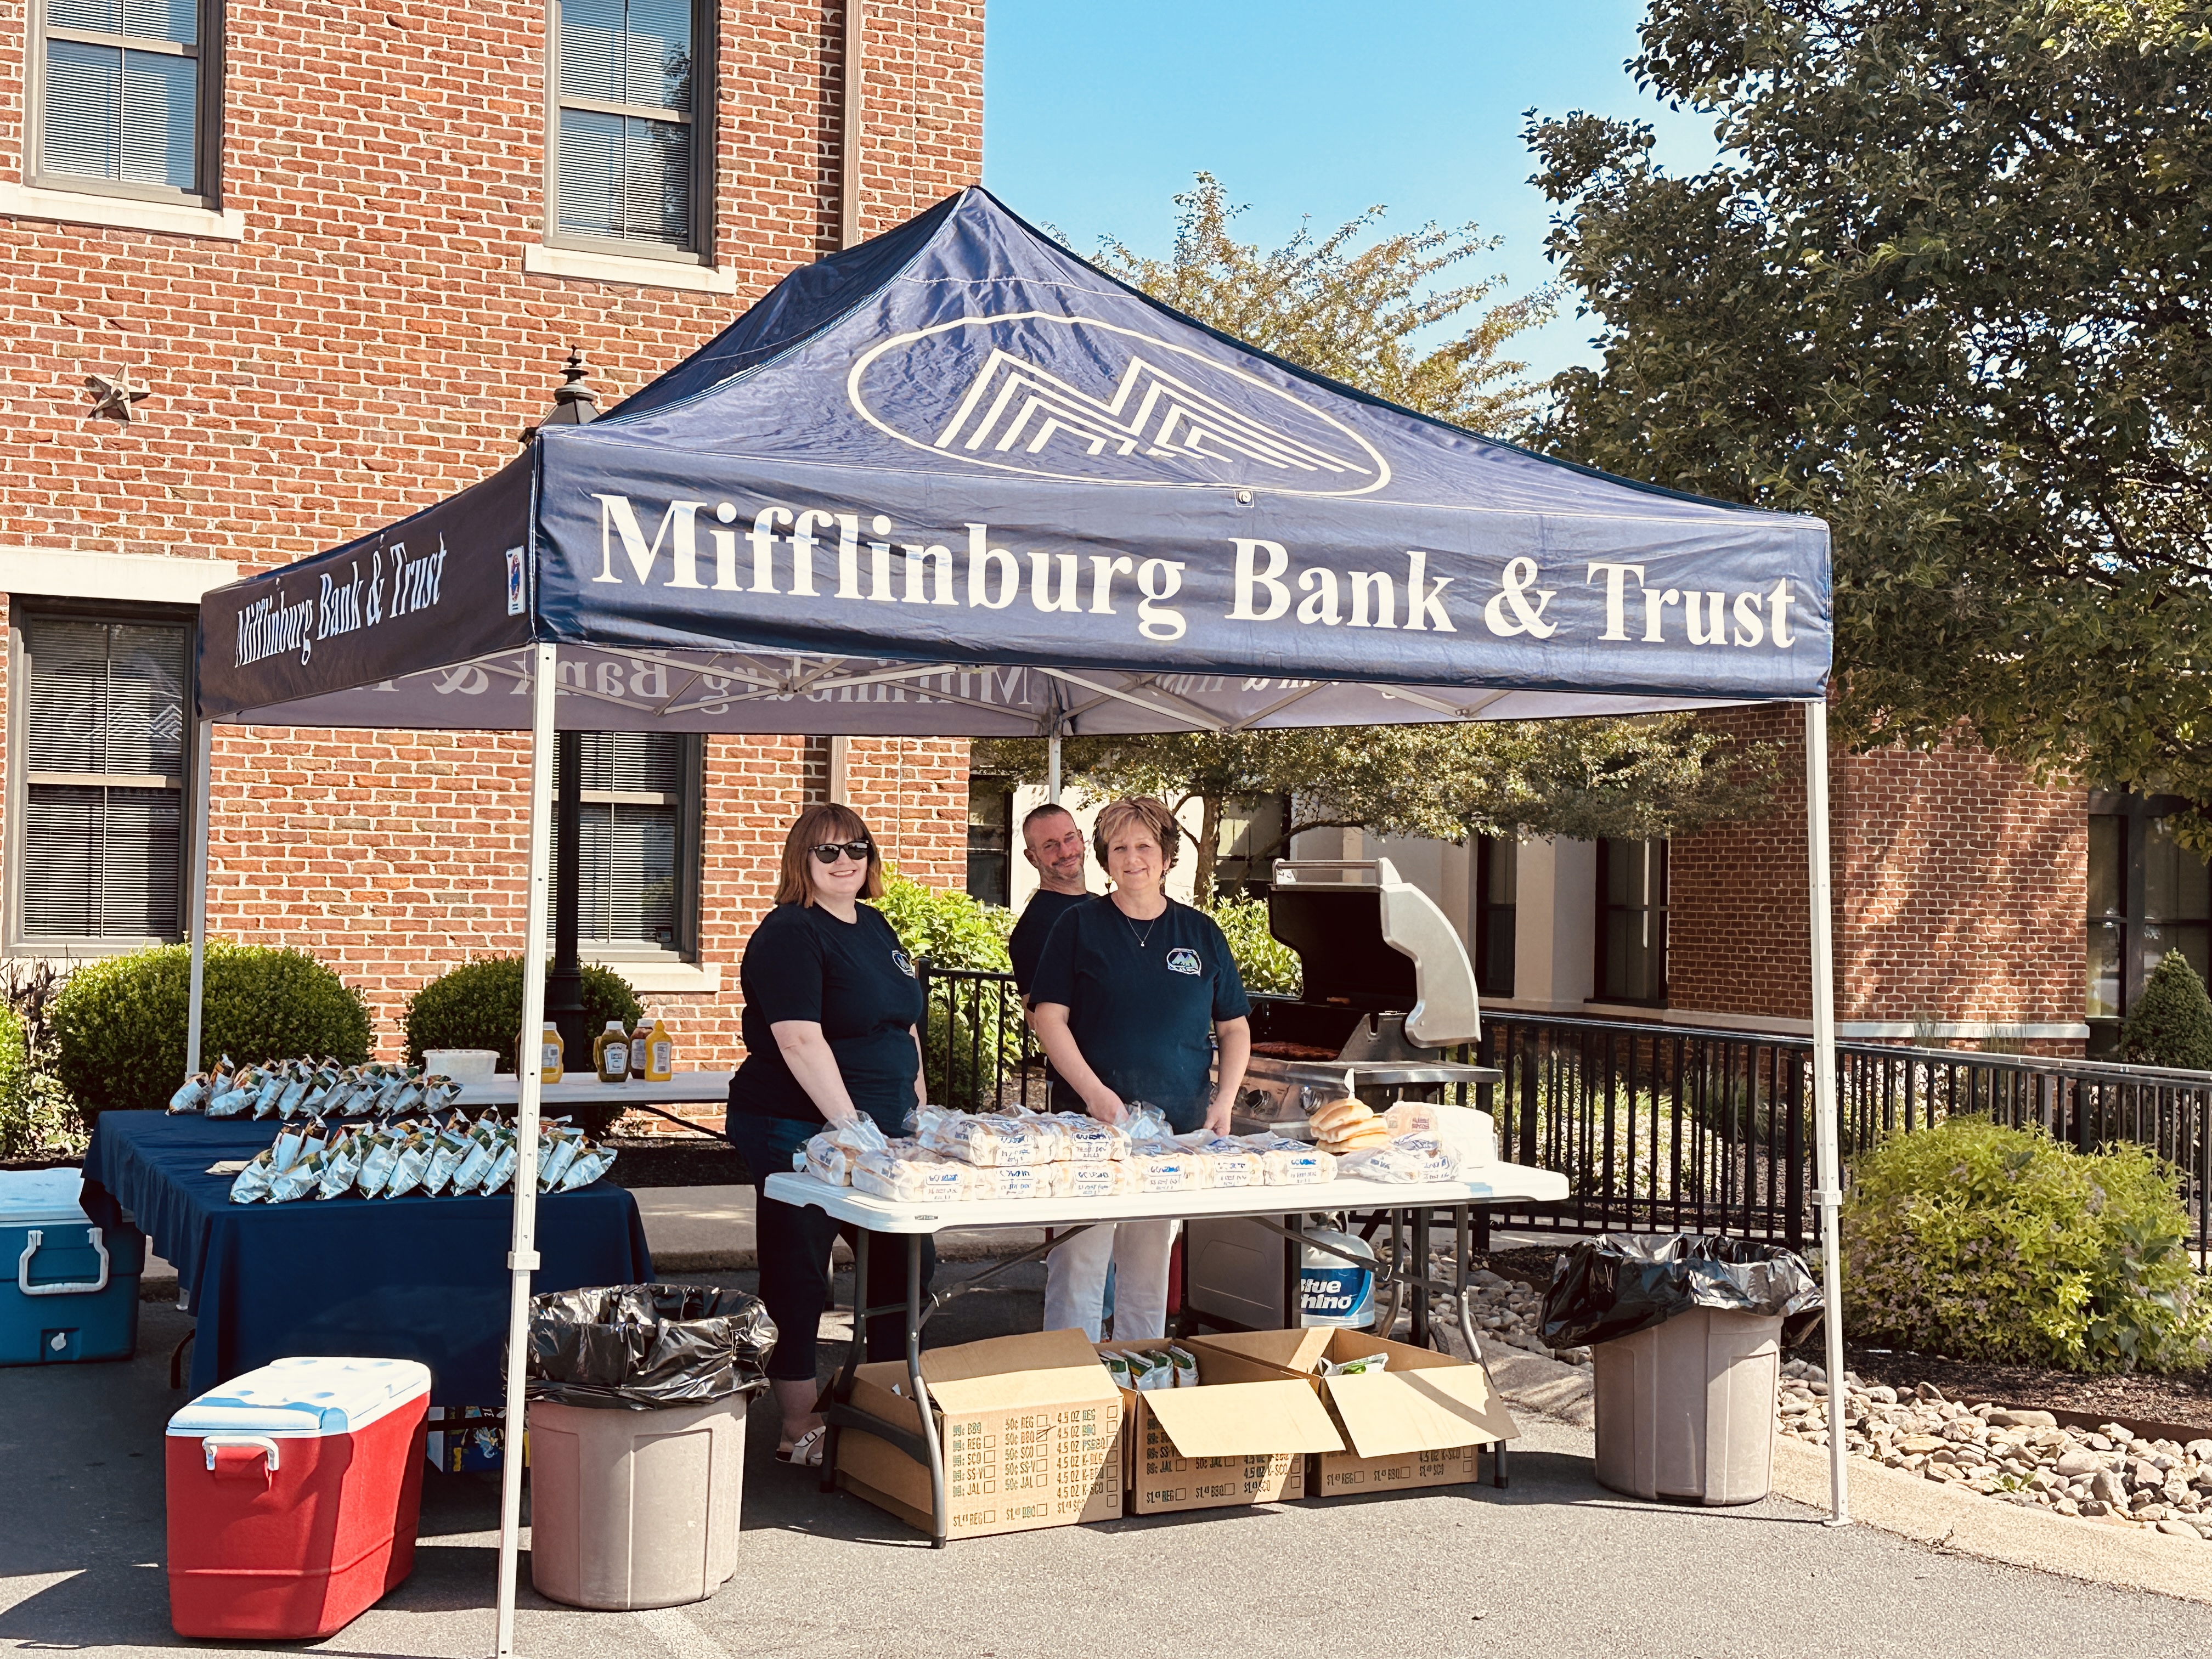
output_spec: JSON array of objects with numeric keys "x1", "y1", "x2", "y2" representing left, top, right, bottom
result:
[
  {"x1": 1028, "y1": 895, "x2": 1251, "y2": 1132},
  {"x1": 1009, "y1": 888, "x2": 1088, "y2": 997},
  {"x1": 729, "y1": 900, "x2": 924, "y2": 1126}
]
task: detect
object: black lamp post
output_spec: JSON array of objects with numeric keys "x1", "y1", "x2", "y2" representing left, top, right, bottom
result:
[{"x1": 527, "y1": 349, "x2": 597, "y2": 1068}]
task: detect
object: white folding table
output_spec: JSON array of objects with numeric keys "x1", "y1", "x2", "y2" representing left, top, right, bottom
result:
[{"x1": 763, "y1": 1160, "x2": 1572, "y2": 1545}]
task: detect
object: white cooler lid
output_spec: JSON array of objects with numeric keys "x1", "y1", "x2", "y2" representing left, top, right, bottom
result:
[
  {"x1": 169, "y1": 1356, "x2": 432, "y2": 1438},
  {"x1": 0, "y1": 1167, "x2": 88, "y2": 1227}
]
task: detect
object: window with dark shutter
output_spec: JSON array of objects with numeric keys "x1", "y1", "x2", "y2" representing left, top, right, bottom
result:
[
  {"x1": 551, "y1": 0, "x2": 701, "y2": 252},
  {"x1": 1595, "y1": 838, "x2": 1668, "y2": 1006},
  {"x1": 547, "y1": 732, "x2": 700, "y2": 955},
  {"x1": 36, "y1": 0, "x2": 210, "y2": 199},
  {"x1": 16, "y1": 615, "x2": 190, "y2": 945}
]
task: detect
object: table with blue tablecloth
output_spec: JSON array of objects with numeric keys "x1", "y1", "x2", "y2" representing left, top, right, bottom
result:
[{"x1": 81, "y1": 1111, "x2": 653, "y2": 1398}]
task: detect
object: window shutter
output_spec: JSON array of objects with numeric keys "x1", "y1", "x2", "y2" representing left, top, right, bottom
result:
[{"x1": 19, "y1": 616, "x2": 188, "y2": 943}]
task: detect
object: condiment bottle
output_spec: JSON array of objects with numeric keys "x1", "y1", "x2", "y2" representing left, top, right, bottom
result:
[
  {"x1": 640, "y1": 1013, "x2": 673, "y2": 1082},
  {"x1": 594, "y1": 1019, "x2": 631, "y2": 1084},
  {"x1": 538, "y1": 1022, "x2": 563, "y2": 1084}
]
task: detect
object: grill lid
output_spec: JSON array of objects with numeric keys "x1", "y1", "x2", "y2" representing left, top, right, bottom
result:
[{"x1": 1267, "y1": 858, "x2": 1480, "y2": 1047}]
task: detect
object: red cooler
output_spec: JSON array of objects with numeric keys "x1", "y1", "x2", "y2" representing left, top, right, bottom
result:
[{"x1": 165, "y1": 1356, "x2": 431, "y2": 1639}]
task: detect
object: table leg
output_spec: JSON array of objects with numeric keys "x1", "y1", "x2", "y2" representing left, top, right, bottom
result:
[
  {"x1": 1283, "y1": 1212, "x2": 1304, "y2": 1328},
  {"x1": 908, "y1": 1236, "x2": 947, "y2": 1549},
  {"x1": 1409, "y1": 1207, "x2": 1432, "y2": 1347}
]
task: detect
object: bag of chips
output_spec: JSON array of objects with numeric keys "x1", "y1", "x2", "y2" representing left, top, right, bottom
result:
[{"x1": 227, "y1": 1149, "x2": 277, "y2": 1204}]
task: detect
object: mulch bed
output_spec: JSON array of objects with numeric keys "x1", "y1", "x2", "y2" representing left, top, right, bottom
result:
[{"x1": 601, "y1": 1131, "x2": 749, "y2": 1190}]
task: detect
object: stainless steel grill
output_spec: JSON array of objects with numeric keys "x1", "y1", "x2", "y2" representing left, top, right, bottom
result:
[{"x1": 1229, "y1": 858, "x2": 1502, "y2": 1136}]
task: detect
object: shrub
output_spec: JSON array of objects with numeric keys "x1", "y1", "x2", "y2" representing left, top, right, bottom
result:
[
  {"x1": 402, "y1": 957, "x2": 643, "y2": 1073},
  {"x1": 52, "y1": 942, "x2": 373, "y2": 1122},
  {"x1": 2120, "y1": 950, "x2": 2212, "y2": 1070},
  {"x1": 873, "y1": 872, "x2": 1013, "y2": 972},
  {"x1": 874, "y1": 873, "x2": 1020, "y2": 1109},
  {"x1": 0, "y1": 962, "x2": 83, "y2": 1160},
  {"x1": 1203, "y1": 893, "x2": 1300, "y2": 996},
  {"x1": 1843, "y1": 1115, "x2": 2212, "y2": 1373}
]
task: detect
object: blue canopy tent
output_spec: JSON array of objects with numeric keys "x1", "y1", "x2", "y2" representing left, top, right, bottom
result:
[{"x1": 191, "y1": 188, "x2": 1847, "y2": 1640}]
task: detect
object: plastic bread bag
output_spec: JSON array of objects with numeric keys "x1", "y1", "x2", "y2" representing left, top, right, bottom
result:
[
  {"x1": 1059, "y1": 1161, "x2": 1124, "y2": 1200},
  {"x1": 557, "y1": 1143, "x2": 616, "y2": 1190},
  {"x1": 1167, "y1": 1345, "x2": 1200, "y2": 1388},
  {"x1": 381, "y1": 1131, "x2": 433, "y2": 1198},
  {"x1": 1382, "y1": 1100, "x2": 1442, "y2": 1137},
  {"x1": 1336, "y1": 1141, "x2": 1461, "y2": 1186},
  {"x1": 1050, "y1": 1113, "x2": 1130, "y2": 1164},
  {"x1": 1120, "y1": 1101, "x2": 1169, "y2": 1143},
  {"x1": 1242, "y1": 1133, "x2": 1338, "y2": 1187},
  {"x1": 168, "y1": 1073, "x2": 210, "y2": 1114},
  {"x1": 852, "y1": 1149, "x2": 968, "y2": 1204},
  {"x1": 268, "y1": 1149, "x2": 327, "y2": 1204},
  {"x1": 804, "y1": 1135, "x2": 857, "y2": 1186},
  {"x1": 989, "y1": 1163, "x2": 1050, "y2": 1200},
  {"x1": 1125, "y1": 1150, "x2": 1200, "y2": 1193},
  {"x1": 931, "y1": 1113, "x2": 1054, "y2": 1167},
  {"x1": 1176, "y1": 1133, "x2": 1262, "y2": 1189},
  {"x1": 1318, "y1": 1352, "x2": 1390, "y2": 1378},
  {"x1": 227, "y1": 1149, "x2": 278, "y2": 1204},
  {"x1": 822, "y1": 1115, "x2": 890, "y2": 1156}
]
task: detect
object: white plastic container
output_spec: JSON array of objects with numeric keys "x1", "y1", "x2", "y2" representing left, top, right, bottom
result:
[
  {"x1": 421, "y1": 1049, "x2": 499, "y2": 1078},
  {"x1": 1592, "y1": 1307, "x2": 1782, "y2": 1505}
]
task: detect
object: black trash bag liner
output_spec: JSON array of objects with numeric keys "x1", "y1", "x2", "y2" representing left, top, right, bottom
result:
[
  {"x1": 1539, "y1": 1234, "x2": 1825, "y2": 1351},
  {"x1": 527, "y1": 1283, "x2": 777, "y2": 1409}
]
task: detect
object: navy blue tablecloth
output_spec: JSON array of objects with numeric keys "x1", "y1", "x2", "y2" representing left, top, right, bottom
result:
[{"x1": 81, "y1": 1112, "x2": 653, "y2": 1400}]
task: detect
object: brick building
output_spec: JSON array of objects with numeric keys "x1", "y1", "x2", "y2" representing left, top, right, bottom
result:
[{"x1": 1, "y1": 0, "x2": 984, "y2": 1065}]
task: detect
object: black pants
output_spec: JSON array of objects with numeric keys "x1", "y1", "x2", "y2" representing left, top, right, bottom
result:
[{"x1": 726, "y1": 1111, "x2": 937, "y2": 1383}]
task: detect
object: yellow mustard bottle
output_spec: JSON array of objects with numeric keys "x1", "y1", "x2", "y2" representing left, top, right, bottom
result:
[
  {"x1": 641, "y1": 1013, "x2": 673, "y2": 1082},
  {"x1": 538, "y1": 1022, "x2": 564, "y2": 1085}
]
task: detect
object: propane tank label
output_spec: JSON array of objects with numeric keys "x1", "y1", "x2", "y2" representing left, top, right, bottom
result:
[{"x1": 1300, "y1": 1263, "x2": 1374, "y2": 1326}]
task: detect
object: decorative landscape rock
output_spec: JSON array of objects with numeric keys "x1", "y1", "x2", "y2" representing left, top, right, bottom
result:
[{"x1": 1775, "y1": 1357, "x2": 2212, "y2": 1542}]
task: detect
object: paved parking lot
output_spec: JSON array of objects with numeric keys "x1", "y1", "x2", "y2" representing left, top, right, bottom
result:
[{"x1": 9, "y1": 1269, "x2": 2212, "y2": 1658}]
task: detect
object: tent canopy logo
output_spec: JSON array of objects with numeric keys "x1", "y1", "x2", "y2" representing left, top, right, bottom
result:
[{"x1": 846, "y1": 313, "x2": 1391, "y2": 496}]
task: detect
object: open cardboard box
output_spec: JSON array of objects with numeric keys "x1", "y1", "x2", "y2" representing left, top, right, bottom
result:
[
  {"x1": 1186, "y1": 1328, "x2": 1516, "y2": 1496},
  {"x1": 834, "y1": 1329, "x2": 1124, "y2": 1541},
  {"x1": 1099, "y1": 1340, "x2": 1344, "y2": 1514}
]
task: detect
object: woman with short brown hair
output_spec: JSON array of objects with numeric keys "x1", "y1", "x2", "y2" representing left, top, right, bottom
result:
[{"x1": 725, "y1": 802, "x2": 930, "y2": 1465}]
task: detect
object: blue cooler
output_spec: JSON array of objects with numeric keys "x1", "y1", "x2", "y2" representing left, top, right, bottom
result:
[{"x1": 1, "y1": 1167, "x2": 144, "y2": 1364}]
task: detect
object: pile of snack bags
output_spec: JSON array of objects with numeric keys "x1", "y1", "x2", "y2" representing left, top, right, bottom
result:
[
  {"x1": 228, "y1": 1109, "x2": 616, "y2": 1204},
  {"x1": 792, "y1": 1099, "x2": 1463, "y2": 1202},
  {"x1": 172, "y1": 1056, "x2": 458, "y2": 1122}
]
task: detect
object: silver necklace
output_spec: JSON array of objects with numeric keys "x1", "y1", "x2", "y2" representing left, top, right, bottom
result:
[{"x1": 1121, "y1": 902, "x2": 1164, "y2": 950}]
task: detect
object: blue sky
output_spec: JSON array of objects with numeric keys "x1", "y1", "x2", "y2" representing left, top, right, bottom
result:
[{"x1": 983, "y1": 0, "x2": 1723, "y2": 389}]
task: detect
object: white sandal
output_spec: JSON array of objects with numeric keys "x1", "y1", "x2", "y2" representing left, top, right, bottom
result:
[{"x1": 777, "y1": 1424, "x2": 828, "y2": 1467}]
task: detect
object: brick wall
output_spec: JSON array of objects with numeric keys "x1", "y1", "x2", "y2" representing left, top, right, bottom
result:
[
  {"x1": 0, "y1": 1, "x2": 983, "y2": 1068},
  {"x1": 1668, "y1": 710, "x2": 2088, "y2": 1048}
]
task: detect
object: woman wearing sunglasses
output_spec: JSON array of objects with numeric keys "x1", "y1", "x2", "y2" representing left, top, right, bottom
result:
[
  {"x1": 725, "y1": 802, "x2": 932, "y2": 1467},
  {"x1": 1029, "y1": 795, "x2": 1252, "y2": 1341}
]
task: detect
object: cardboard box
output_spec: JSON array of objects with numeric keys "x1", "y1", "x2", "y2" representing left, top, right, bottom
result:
[
  {"x1": 833, "y1": 1329, "x2": 1124, "y2": 1541},
  {"x1": 1186, "y1": 1329, "x2": 1516, "y2": 1497},
  {"x1": 1099, "y1": 1341, "x2": 1345, "y2": 1515}
]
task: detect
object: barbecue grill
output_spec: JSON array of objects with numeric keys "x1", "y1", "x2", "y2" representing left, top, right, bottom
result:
[{"x1": 1228, "y1": 857, "x2": 1501, "y2": 1135}]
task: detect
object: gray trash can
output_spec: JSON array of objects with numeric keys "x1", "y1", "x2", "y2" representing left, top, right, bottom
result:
[
  {"x1": 528, "y1": 1393, "x2": 748, "y2": 1609},
  {"x1": 1592, "y1": 1306, "x2": 1782, "y2": 1504},
  {"x1": 1541, "y1": 1234, "x2": 1823, "y2": 1508},
  {"x1": 524, "y1": 1284, "x2": 776, "y2": 1610}
]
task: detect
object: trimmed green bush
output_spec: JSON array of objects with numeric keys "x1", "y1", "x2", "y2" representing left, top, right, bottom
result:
[
  {"x1": 52, "y1": 942, "x2": 373, "y2": 1122},
  {"x1": 2120, "y1": 950, "x2": 2212, "y2": 1070},
  {"x1": 873, "y1": 872, "x2": 1013, "y2": 972},
  {"x1": 1843, "y1": 1115, "x2": 2212, "y2": 1373},
  {"x1": 402, "y1": 957, "x2": 643, "y2": 1074},
  {"x1": 1204, "y1": 892, "x2": 1300, "y2": 996}
]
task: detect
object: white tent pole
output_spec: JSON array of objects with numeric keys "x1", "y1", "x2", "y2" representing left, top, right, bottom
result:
[
  {"x1": 1803, "y1": 697, "x2": 1849, "y2": 1526},
  {"x1": 183, "y1": 718, "x2": 213, "y2": 1080},
  {"x1": 495, "y1": 643, "x2": 558, "y2": 1655},
  {"x1": 1047, "y1": 735, "x2": 1062, "y2": 806}
]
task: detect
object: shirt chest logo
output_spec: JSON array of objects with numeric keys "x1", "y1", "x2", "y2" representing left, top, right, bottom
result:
[
  {"x1": 1164, "y1": 947, "x2": 1202, "y2": 977},
  {"x1": 891, "y1": 950, "x2": 916, "y2": 977}
]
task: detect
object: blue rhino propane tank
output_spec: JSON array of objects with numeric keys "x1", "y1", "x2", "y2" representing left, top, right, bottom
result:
[{"x1": 1297, "y1": 1223, "x2": 1376, "y2": 1328}]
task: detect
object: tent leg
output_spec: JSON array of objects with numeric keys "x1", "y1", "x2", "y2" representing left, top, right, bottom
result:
[
  {"x1": 494, "y1": 644, "x2": 559, "y2": 1656},
  {"x1": 1047, "y1": 735, "x2": 1062, "y2": 806},
  {"x1": 1803, "y1": 699, "x2": 1849, "y2": 1527},
  {"x1": 183, "y1": 718, "x2": 213, "y2": 1080}
]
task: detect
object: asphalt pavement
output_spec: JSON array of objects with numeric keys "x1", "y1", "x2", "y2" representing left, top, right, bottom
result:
[{"x1": 8, "y1": 1267, "x2": 2212, "y2": 1659}]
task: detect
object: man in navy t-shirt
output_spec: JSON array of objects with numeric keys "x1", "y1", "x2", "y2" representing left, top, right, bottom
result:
[{"x1": 1008, "y1": 803, "x2": 1091, "y2": 1000}]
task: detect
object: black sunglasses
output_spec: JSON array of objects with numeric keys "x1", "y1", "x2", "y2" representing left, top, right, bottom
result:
[{"x1": 811, "y1": 838, "x2": 874, "y2": 866}]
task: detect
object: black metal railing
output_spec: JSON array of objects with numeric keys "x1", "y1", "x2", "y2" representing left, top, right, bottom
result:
[{"x1": 917, "y1": 967, "x2": 2212, "y2": 1254}]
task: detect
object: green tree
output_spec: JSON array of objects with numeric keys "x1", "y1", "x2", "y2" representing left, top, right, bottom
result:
[
  {"x1": 2120, "y1": 950, "x2": 2212, "y2": 1070},
  {"x1": 1528, "y1": 0, "x2": 2212, "y2": 838},
  {"x1": 977, "y1": 719, "x2": 1773, "y2": 896}
]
